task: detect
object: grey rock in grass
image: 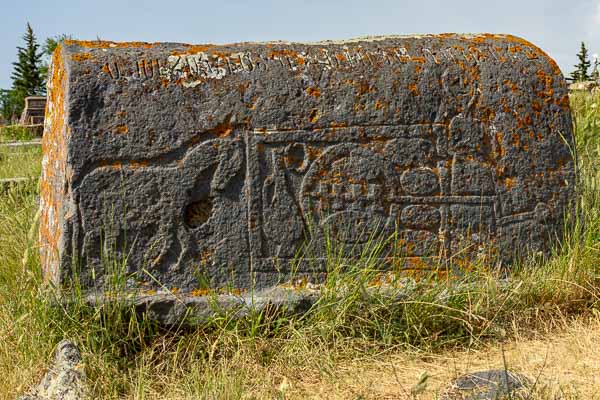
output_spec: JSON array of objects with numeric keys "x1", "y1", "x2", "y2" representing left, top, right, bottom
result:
[
  {"x1": 18, "y1": 340, "x2": 87, "y2": 400},
  {"x1": 441, "y1": 369, "x2": 530, "y2": 400},
  {"x1": 40, "y1": 35, "x2": 575, "y2": 317}
]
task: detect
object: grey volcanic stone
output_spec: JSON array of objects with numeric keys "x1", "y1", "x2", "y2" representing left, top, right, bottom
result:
[
  {"x1": 18, "y1": 340, "x2": 87, "y2": 400},
  {"x1": 441, "y1": 369, "x2": 530, "y2": 399},
  {"x1": 84, "y1": 286, "x2": 320, "y2": 326},
  {"x1": 40, "y1": 35, "x2": 575, "y2": 300}
]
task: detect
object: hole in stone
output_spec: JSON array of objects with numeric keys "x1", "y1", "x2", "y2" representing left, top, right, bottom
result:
[
  {"x1": 285, "y1": 143, "x2": 306, "y2": 170},
  {"x1": 184, "y1": 198, "x2": 213, "y2": 229}
]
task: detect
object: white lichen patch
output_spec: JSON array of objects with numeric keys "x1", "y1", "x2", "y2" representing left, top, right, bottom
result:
[{"x1": 163, "y1": 53, "x2": 229, "y2": 87}]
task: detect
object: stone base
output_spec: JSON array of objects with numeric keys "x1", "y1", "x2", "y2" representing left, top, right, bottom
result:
[{"x1": 82, "y1": 287, "x2": 320, "y2": 326}]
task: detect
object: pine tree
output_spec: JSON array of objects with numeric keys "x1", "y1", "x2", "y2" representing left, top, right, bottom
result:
[
  {"x1": 11, "y1": 23, "x2": 45, "y2": 98},
  {"x1": 570, "y1": 42, "x2": 592, "y2": 82},
  {"x1": 0, "y1": 89, "x2": 21, "y2": 122},
  {"x1": 2, "y1": 23, "x2": 46, "y2": 120},
  {"x1": 592, "y1": 57, "x2": 599, "y2": 83}
]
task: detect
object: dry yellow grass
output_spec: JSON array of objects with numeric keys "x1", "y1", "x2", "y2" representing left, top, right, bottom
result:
[
  {"x1": 271, "y1": 314, "x2": 600, "y2": 399},
  {"x1": 82, "y1": 313, "x2": 599, "y2": 399}
]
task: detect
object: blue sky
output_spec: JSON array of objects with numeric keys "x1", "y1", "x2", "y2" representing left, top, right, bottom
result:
[{"x1": 1, "y1": 0, "x2": 599, "y2": 89}]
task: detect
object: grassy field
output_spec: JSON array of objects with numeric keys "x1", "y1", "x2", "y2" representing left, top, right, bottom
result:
[
  {"x1": 0, "y1": 143, "x2": 42, "y2": 179},
  {"x1": 0, "y1": 92, "x2": 598, "y2": 399},
  {"x1": 0, "y1": 125, "x2": 42, "y2": 179},
  {"x1": 0, "y1": 124, "x2": 40, "y2": 142}
]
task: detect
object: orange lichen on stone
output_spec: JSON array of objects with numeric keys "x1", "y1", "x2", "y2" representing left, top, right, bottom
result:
[
  {"x1": 268, "y1": 49, "x2": 300, "y2": 58},
  {"x1": 65, "y1": 39, "x2": 160, "y2": 49},
  {"x1": 335, "y1": 53, "x2": 347, "y2": 63},
  {"x1": 309, "y1": 109, "x2": 320, "y2": 123},
  {"x1": 354, "y1": 103, "x2": 366, "y2": 112},
  {"x1": 114, "y1": 125, "x2": 129, "y2": 134},
  {"x1": 98, "y1": 160, "x2": 123, "y2": 170},
  {"x1": 40, "y1": 44, "x2": 68, "y2": 285},
  {"x1": 170, "y1": 44, "x2": 215, "y2": 56},
  {"x1": 356, "y1": 81, "x2": 373, "y2": 96},
  {"x1": 557, "y1": 94, "x2": 570, "y2": 109},
  {"x1": 237, "y1": 82, "x2": 250, "y2": 96},
  {"x1": 536, "y1": 70, "x2": 555, "y2": 101},
  {"x1": 495, "y1": 131, "x2": 506, "y2": 157},
  {"x1": 408, "y1": 83, "x2": 419, "y2": 96},
  {"x1": 306, "y1": 145, "x2": 322, "y2": 160},
  {"x1": 516, "y1": 114, "x2": 533, "y2": 129},
  {"x1": 268, "y1": 48, "x2": 306, "y2": 65},
  {"x1": 503, "y1": 79, "x2": 519, "y2": 93},
  {"x1": 208, "y1": 119, "x2": 233, "y2": 137},
  {"x1": 512, "y1": 133, "x2": 521, "y2": 148},
  {"x1": 306, "y1": 87, "x2": 321, "y2": 98},
  {"x1": 71, "y1": 52, "x2": 93, "y2": 62},
  {"x1": 190, "y1": 288, "x2": 211, "y2": 296},
  {"x1": 130, "y1": 160, "x2": 149, "y2": 169},
  {"x1": 504, "y1": 34, "x2": 562, "y2": 74},
  {"x1": 464, "y1": 34, "x2": 562, "y2": 74},
  {"x1": 501, "y1": 98, "x2": 511, "y2": 114},
  {"x1": 330, "y1": 122, "x2": 348, "y2": 129},
  {"x1": 504, "y1": 177, "x2": 517, "y2": 189}
]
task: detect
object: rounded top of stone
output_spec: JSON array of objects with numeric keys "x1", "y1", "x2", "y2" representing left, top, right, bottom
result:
[
  {"x1": 61, "y1": 33, "x2": 560, "y2": 74},
  {"x1": 64, "y1": 33, "x2": 535, "y2": 47}
]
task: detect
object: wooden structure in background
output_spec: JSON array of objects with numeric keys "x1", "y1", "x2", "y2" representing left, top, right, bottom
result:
[{"x1": 19, "y1": 96, "x2": 46, "y2": 125}]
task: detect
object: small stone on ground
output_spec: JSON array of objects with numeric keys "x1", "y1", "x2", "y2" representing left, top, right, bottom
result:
[
  {"x1": 18, "y1": 340, "x2": 87, "y2": 400},
  {"x1": 441, "y1": 369, "x2": 530, "y2": 399}
]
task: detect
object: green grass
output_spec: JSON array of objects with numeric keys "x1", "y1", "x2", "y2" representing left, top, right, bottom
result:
[
  {"x1": 0, "y1": 124, "x2": 42, "y2": 180},
  {"x1": 0, "y1": 144, "x2": 42, "y2": 179},
  {"x1": 0, "y1": 92, "x2": 599, "y2": 399},
  {"x1": 0, "y1": 124, "x2": 40, "y2": 142}
]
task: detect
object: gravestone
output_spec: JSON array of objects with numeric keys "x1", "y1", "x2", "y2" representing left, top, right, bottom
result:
[{"x1": 40, "y1": 35, "x2": 575, "y2": 300}]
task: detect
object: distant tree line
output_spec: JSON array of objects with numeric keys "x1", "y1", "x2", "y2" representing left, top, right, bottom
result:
[
  {"x1": 570, "y1": 41, "x2": 599, "y2": 83},
  {"x1": 0, "y1": 23, "x2": 70, "y2": 123}
]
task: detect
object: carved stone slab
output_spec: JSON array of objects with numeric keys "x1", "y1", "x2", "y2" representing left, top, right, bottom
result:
[{"x1": 40, "y1": 35, "x2": 575, "y2": 294}]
